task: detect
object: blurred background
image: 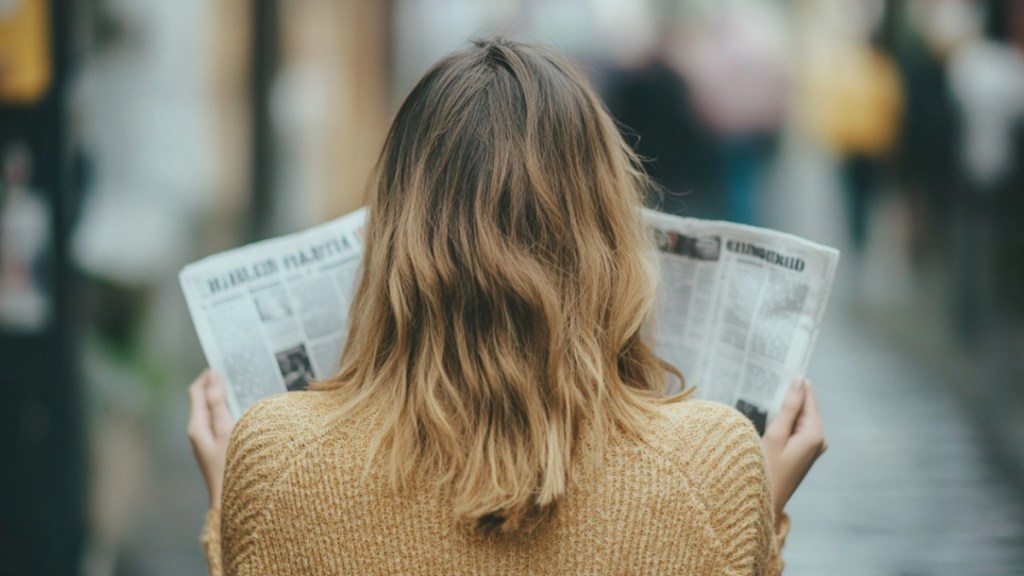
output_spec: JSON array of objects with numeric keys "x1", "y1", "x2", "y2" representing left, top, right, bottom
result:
[{"x1": 1, "y1": 0, "x2": 1023, "y2": 574}]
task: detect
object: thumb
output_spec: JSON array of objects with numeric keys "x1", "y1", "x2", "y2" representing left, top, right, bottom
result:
[
  {"x1": 206, "y1": 373, "x2": 235, "y2": 438},
  {"x1": 187, "y1": 371, "x2": 213, "y2": 447}
]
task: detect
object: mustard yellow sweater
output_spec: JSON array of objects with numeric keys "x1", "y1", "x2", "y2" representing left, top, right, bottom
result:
[{"x1": 201, "y1": 391, "x2": 787, "y2": 575}]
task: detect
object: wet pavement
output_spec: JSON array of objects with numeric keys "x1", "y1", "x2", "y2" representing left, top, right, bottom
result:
[{"x1": 784, "y1": 294, "x2": 1024, "y2": 575}]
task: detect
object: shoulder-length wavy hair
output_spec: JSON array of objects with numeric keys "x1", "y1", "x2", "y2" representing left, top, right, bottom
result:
[{"x1": 319, "y1": 37, "x2": 684, "y2": 533}]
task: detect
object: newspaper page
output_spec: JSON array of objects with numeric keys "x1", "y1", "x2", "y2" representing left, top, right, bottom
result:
[
  {"x1": 179, "y1": 209, "x2": 366, "y2": 418},
  {"x1": 181, "y1": 207, "x2": 838, "y2": 427},
  {"x1": 645, "y1": 209, "x2": 840, "y2": 434}
]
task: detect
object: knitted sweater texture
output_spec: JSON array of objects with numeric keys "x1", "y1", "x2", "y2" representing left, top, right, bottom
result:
[{"x1": 201, "y1": 391, "x2": 786, "y2": 575}]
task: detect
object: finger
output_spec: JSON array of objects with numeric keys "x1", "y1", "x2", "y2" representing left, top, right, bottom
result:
[
  {"x1": 188, "y1": 372, "x2": 212, "y2": 445},
  {"x1": 206, "y1": 372, "x2": 235, "y2": 438},
  {"x1": 192, "y1": 368, "x2": 211, "y2": 386},
  {"x1": 794, "y1": 381, "x2": 827, "y2": 452},
  {"x1": 807, "y1": 386, "x2": 827, "y2": 456},
  {"x1": 796, "y1": 379, "x2": 823, "y2": 435},
  {"x1": 803, "y1": 379, "x2": 820, "y2": 413},
  {"x1": 765, "y1": 376, "x2": 806, "y2": 442}
]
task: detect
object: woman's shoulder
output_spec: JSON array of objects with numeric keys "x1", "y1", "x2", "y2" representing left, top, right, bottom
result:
[
  {"x1": 647, "y1": 399, "x2": 764, "y2": 465},
  {"x1": 233, "y1": 390, "x2": 339, "y2": 439},
  {"x1": 225, "y1": 390, "x2": 350, "y2": 475},
  {"x1": 655, "y1": 398, "x2": 760, "y2": 436}
]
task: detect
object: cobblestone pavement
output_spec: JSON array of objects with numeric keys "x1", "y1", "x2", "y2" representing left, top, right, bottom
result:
[{"x1": 783, "y1": 295, "x2": 1024, "y2": 575}]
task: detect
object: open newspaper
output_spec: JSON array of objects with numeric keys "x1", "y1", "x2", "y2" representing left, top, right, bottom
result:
[
  {"x1": 181, "y1": 209, "x2": 839, "y2": 431},
  {"x1": 644, "y1": 210, "x2": 839, "y2": 433}
]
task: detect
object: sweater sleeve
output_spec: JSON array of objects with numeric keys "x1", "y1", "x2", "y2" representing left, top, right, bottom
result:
[
  {"x1": 218, "y1": 396, "x2": 294, "y2": 575},
  {"x1": 775, "y1": 513, "x2": 790, "y2": 565},
  {"x1": 691, "y1": 403, "x2": 785, "y2": 576},
  {"x1": 200, "y1": 508, "x2": 223, "y2": 576}
]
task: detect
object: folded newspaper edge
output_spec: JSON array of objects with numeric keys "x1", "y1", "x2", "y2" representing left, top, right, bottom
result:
[{"x1": 181, "y1": 207, "x2": 839, "y2": 432}]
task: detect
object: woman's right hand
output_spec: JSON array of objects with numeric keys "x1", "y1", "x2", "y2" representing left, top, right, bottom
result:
[{"x1": 761, "y1": 376, "x2": 828, "y2": 527}]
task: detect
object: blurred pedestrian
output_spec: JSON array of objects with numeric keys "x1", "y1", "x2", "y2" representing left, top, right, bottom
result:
[
  {"x1": 802, "y1": 2, "x2": 903, "y2": 254},
  {"x1": 947, "y1": 1, "x2": 1024, "y2": 338},
  {"x1": 686, "y1": 2, "x2": 790, "y2": 225},
  {"x1": 892, "y1": 1, "x2": 960, "y2": 264},
  {"x1": 0, "y1": 141, "x2": 51, "y2": 332},
  {"x1": 602, "y1": 26, "x2": 725, "y2": 219}
]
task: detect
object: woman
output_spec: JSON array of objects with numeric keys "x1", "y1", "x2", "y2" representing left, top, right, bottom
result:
[{"x1": 188, "y1": 38, "x2": 826, "y2": 575}]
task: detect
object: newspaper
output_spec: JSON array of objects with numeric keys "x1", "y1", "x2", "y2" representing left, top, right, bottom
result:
[
  {"x1": 645, "y1": 209, "x2": 839, "y2": 433},
  {"x1": 181, "y1": 208, "x2": 839, "y2": 428},
  {"x1": 180, "y1": 209, "x2": 366, "y2": 418}
]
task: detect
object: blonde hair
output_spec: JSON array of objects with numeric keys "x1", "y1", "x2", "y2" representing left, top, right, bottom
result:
[{"x1": 320, "y1": 38, "x2": 684, "y2": 533}]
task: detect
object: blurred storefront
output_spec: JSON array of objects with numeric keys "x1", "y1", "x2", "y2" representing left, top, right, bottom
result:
[
  {"x1": 3, "y1": 1, "x2": 390, "y2": 574},
  {"x1": 1, "y1": 0, "x2": 83, "y2": 574}
]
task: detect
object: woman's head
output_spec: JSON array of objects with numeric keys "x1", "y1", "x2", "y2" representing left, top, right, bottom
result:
[{"x1": 325, "y1": 37, "x2": 681, "y2": 532}]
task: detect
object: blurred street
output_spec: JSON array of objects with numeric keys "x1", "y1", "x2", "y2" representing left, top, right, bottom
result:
[{"x1": 3, "y1": 1, "x2": 1024, "y2": 574}]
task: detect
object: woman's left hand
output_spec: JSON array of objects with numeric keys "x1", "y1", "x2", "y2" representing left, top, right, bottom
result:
[{"x1": 187, "y1": 370, "x2": 235, "y2": 509}]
